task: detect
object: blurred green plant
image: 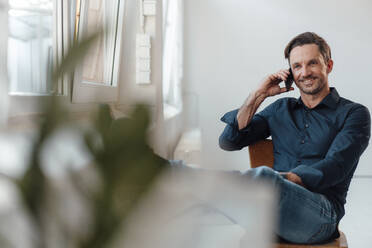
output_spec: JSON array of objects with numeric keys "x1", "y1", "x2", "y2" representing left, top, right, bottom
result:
[
  {"x1": 12, "y1": 31, "x2": 168, "y2": 248},
  {"x1": 80, "y1": 104, "x2": 167, "y2": 248}
]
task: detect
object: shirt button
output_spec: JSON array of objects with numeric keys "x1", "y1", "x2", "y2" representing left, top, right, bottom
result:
[
  {"x1": 301, "y1": 140, "x2": 305, "y2": 144},
  {"x1": 305, "y1": 124, "x2": 309, "y2": 128}
]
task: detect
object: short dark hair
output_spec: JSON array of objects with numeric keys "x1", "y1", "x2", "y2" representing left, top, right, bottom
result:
[{"x1": 284, "y1": 32, "x2": 331, "y2": 63}]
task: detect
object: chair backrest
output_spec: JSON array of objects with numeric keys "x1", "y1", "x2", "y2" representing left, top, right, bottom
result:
[{"x1": 248, "y1": 139, "x2": 274, "y2": 168}]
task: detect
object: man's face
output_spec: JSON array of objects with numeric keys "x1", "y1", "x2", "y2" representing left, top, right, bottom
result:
[{"x1": 289, "y1": 44, "x2": 333, "y2": 96}]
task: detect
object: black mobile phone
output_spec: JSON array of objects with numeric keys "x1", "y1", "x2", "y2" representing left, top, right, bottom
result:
[{"x1": 285, "y1": 68, "x2": 294, "y2": 91}]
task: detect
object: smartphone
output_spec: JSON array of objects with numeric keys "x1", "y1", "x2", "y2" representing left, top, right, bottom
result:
[{"x1": 285, "y1": 68, "x2": 294, "y2": 91}]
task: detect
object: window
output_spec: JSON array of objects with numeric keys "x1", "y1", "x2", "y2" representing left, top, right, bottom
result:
[
  {"x1": 71, "y1": 0, "x2": 125, "y2": 103},
  {"x1": 4, "y1": 0, "x2": 125, "y2": 117},
  {"x1": 4, "y1": 0, "x2": 72, "y2": 120},
  {"x1": 8, "y1": 0, "x2": 55, "y2": 95}
]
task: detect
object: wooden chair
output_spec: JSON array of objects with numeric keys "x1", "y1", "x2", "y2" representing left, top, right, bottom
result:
[{"x1": 248, "y1": 139, "x2": 348, "y2": 248}]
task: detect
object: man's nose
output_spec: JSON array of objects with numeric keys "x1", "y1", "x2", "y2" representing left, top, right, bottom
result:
[{"x1": 301, "y1": 66, "x2": 312, "y2": 78}]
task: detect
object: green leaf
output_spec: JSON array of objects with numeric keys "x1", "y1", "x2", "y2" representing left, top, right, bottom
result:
[{"x1": 52, "y1": 31, "x2": 102, "y2": 84}]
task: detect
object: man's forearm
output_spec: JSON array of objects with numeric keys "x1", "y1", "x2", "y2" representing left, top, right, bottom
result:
[{"x1": 237, "y1": 90, "x2": 267, "y2": 130}]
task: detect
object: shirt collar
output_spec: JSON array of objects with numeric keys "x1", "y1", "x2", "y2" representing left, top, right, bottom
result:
[{"x1": 295, "y1": 87, "x2": 340, "y2": 109}]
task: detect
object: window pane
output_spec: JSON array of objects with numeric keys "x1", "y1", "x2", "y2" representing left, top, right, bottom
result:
[
  {"x1": 81, "y1": 0, "x2": 105, "y2": 84},
  {"x1": 8, "y1": 0, "x2": 54, "y2": 94},
  {"x1": 79, "y1": 0, "x2": 118, "y2": 85}
]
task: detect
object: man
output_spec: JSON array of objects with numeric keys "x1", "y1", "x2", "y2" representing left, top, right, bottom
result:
[{"x1": 219, "y1": 32, "x2": 371, "y2": 244}]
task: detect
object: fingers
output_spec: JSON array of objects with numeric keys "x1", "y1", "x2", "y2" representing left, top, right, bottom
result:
[
  {"x1": 270, "y1": 72, "x2": 285, "y2": 83},
  {"x1": 269, "y1": 69, "x2": 290, "y2": 84},
  {"x1": 279, "y1": 86, "x2": 294, "y2": 94},
  {"x1": 278, "y1": 69, "x2": 291, "y2": 81},
  {"x1": 260, "y1": 69, "x2": 294, "y2": 96}
]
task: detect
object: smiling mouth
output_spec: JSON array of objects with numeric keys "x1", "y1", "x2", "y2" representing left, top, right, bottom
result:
[{"x1": 299, "y1": 78, "x2": 317, "y2": 85}]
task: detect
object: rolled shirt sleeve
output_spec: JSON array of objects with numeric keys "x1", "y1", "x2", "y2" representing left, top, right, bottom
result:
[
  {"x1": 219, "y1": 101, "x2": 278, "y2": 151},
  {"x1": 291, "y1": 105, "x2": 371, "y2": 191}
]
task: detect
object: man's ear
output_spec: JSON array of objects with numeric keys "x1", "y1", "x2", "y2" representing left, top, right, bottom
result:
[{"x1": 326, "y1": 59, "x2": 334, "y2": 74}]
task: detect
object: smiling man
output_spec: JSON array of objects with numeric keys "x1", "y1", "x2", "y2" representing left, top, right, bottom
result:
[{"x1": 219, "y1": 32, "x2": 371, "y2": 244}]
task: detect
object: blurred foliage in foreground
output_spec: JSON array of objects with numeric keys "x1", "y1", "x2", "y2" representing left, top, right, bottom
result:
[{"x1": 6, "y1": 32, "x2": 168, "y2": 248}]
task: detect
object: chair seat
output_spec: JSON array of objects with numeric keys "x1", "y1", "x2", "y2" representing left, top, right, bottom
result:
[{"x1": 276, "y1": 231, "x2": 348, "y2": 248}]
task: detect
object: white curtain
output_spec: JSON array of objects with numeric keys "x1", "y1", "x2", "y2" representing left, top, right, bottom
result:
[{"x1": 162, "y1": 0, "x2": 183, "y2": 112}]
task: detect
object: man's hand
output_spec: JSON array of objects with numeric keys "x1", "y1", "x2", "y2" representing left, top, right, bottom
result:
[
  {"x1": 256, "y1": 69, "x2": 294, "y2": 98},
  {"x1": 285, "y1": 172, "x2": 305, "y2": 187}
]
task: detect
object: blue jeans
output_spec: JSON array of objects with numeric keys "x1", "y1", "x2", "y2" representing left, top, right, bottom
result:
[
  {"x1": 169, "y1": 161, "x2": 338, "y2": 244},
  {"x1": 244, "y1": 166, "x2": 338, "y2": 244}
]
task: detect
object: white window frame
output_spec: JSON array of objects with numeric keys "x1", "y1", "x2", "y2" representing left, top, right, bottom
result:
[
  {"x1": 0, "y1": 0, "x2": 8, "y2": 125},
  {"x1": 71, "y1": 0, "x2": 125, "y2": 103},
  {"x1": 56, "y1": 0, "x2": 72, "y2": 96}
]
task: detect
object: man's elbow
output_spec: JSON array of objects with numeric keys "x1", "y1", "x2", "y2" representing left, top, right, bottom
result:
[{"x1": 219, "y1": 135, "x2": 241, "y2": 151}]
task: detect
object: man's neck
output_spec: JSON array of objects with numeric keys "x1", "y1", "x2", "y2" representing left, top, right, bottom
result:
[{"x1": 300, "y1": 87, "x2": 331, "y2": 109}]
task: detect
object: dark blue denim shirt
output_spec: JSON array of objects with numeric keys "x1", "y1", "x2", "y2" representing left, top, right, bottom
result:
[{"x1": 219, "y1": 88, "x2": 371, "y2": 221}]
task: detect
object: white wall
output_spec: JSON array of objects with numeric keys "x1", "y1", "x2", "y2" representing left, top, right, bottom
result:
[
  {"x1": 184, "y1": 0, "x2": 372, "y2": 175},
  {"x1": 118, "y1": 0, "x2": 159, "y2": 107}
]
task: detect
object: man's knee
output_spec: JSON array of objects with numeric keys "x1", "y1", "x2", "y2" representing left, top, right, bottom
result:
[
  {"x1": 253, "y1": 166, "x2": 276, "y2": 177},
  {"x1": 243, "y1": 166, "x2": 278, "y2": 180}
]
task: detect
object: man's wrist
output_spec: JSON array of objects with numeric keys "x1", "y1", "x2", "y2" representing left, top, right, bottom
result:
[
  {"x1": 253, "y1": 89, "x2": 268, "y2": 102},
  {"x1": 237, "y1": 89, "x2": 267, "y2": 130},
  {"x1": 242, "y1": 90, "x2": 266, "y2": 108}
]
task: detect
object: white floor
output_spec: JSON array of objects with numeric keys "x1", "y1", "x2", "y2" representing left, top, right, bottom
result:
[{"x1": 339, "y1": 177, "x2": 372, "y2": 248}]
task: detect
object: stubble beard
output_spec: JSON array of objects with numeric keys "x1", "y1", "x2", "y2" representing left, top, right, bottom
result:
[{"x1": 296, "y1": 77, "x2": 326, "y2": 96}]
